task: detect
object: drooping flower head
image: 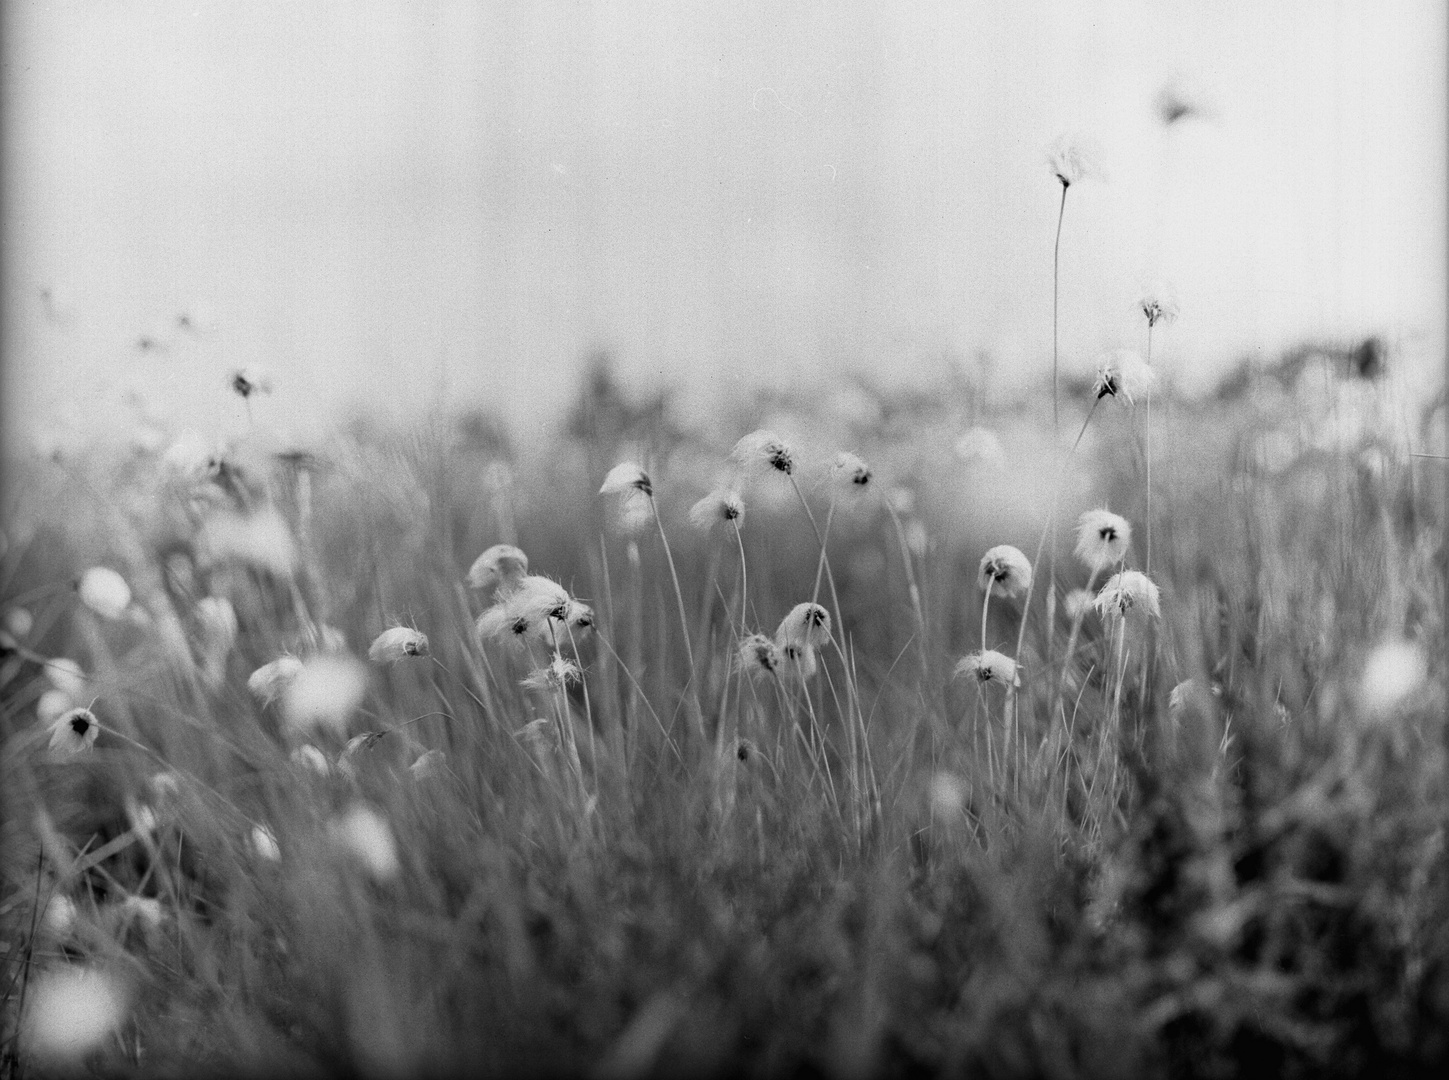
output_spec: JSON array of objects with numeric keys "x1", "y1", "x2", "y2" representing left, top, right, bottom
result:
[
  {"x1": 1047, "y1": 133, "x2": 1099, "y2": 188},
  {"x1": 829, "y1": 452, "x2": 873, "y2": 501},
  {"x1": 776, "y1": 602, "x2": 832, "y2": 651},
  {"x1": 230, "y1": 366, "x2": 273, "y2": 399},
  {"x1": 521, "y1": 652, "x2": 582, "y2": 691},
  {"x1": 737, "y1": 633, "x2": 780, "y2": 680},
  {"x1": 599, "y1": 462, "x2": 653, "y2": 497},
  {"x1": 248, "y1": 656, "x2": 304, "y2": 706},
  {"x1": 367, "y1": 626, "x2": 429, "y2": 663},
  {"x1": 1138, "y1": 281, "x2": 1180, "y2": 328},
  {"x1": 476, "y1": 575, "x2": 575, "y2": 648},
  {"x1": 410, "y1": 749, "x2": 446, "y2": 780},
  {"x1": 978, "y1": 545, "x2": 1033, "y2": 600},
  {"x1": 466, "y1": 544, "x2": 529, "y2": 595},
  {"x1": 77, "y1": 567, "x2": 131, "y2": 621},
  {"x1": 954, "y1": 650, "x2": 1020, "y2": 687},
  {"x1": 731, "y1": 430, "x2": 795, "y2": 477},
  {"x1": 49, "y1": 707, "x2": 100, "y2": 755},
  {"x1": 1093, "y1": 570, "x2": 1162, "y2": 621},
  {"x1": 1073, "y1": 509, "x2": 1133, "y2": 574},
  {"x1": 1093, "y1": 350, "x2": 1156, "y2": 405},
  {"x1": 776, "y1": 642, "x2": 819, "y2": 684},
  {"x1": 689, "y1": 488, "x2": 745, "y2": 531}
]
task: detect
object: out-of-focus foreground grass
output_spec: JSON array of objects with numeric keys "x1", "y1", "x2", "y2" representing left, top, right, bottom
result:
[{"x1": 1, "y1": 350, "x2": 1445, "y2": 1078}]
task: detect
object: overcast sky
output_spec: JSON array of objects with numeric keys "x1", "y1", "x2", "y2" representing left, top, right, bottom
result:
[{"x1": 3, "y1": 0, "x2": 1444, "y2": 453}]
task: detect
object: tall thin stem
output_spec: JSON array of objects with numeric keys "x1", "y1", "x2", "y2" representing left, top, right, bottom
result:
[
  {"x1": 1052, "y1": 182, "x2": 1068, "y2": 440},
  {"x1": 647, "y1": 493, "x2": 701, "y2": 735},
  {"x1": 1145, "y1": 321, "x2": 1154, "y2": 575}
]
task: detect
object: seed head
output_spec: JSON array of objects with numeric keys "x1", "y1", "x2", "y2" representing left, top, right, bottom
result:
[
  {"x1": 368, "y1": 626, "x2": 430, "y2": 663},
  {"x1": 776, "y1": 641, "x2": 819, "y2": 684},
  {"x1": 1094, "y1": 570, "x2": 1162, "y2": 620},
  {"x1": 521, "y1": 652, "x2": 582, "y2": 691},
  {"x1": 954, "y1": 650, "x2": 1020, "y2": 687},
  {"x1": 737, "y1": 633, "x2": 780, "y2": 679},
  {"x1": 48, "y1": 707, "x2": 100, "y2": 756},
  {"x1": 230, "y1": 365, "x2": 273, "y2": 399},
  {"x1": 731, "y1": 430, "x2": 795, "y2": 476},
  {"x1": 248, "y1": 656, "x2": 303, "y2": 705},
  {"x1": 280, "y1": 654, "x2": 369, "y2": 737},
  {"x1": 1093, "y1": 350, "x2": 1156, "y2": 405},
  {"x1": 466, "y1": 544, "x2": 529, "y2": 595},
  {"x1": 776, "y1": 602, "x2": 832, "y2": 650},
  {"x1": 329, "y1": 804, "x2": 400, "y2": 882},
  {"x1": 978, "y1": 545, "x2": 1033, "y2": 600},
  {"x1": 689, "y1": 488, "x2": 745, "y2": 530},
  {"x1": 1139, "y1": 281, "x2": 1180, "y2": 328},
  {"x1": 1063, "y1": 588, "x2": 1096, "y2": 622},
  {"x1": 1358, "y1": 639, "x2": 1428, "y2": 718},
  {"x1": 1047, "y1": 133, "x2": 1100, "y2": 188},
  {"x1": 829, "y1": 451, "x2": 873, "y2": 500},
  {"x1": 1074, "y1": 509, "x2": 1133, "y2": 574},
  {"x1": 77, "y1": 567, "x2": 131, "y2": 620},
  {"x1": 599, "y1": 461, "x2": 653, "y2": 497}
]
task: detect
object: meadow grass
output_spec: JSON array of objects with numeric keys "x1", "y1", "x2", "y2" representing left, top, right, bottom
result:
[{"x1": 1, "y1": 352, "x2": 1445, "y2": 1079}]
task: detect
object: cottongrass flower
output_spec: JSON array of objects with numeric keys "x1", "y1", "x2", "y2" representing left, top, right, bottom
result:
[
  {"x1": 829, "y1": 451, "x2": 873, "y2": 500},
  {"x1": 1359, "y1": 639, "x2": 1428, "y2": 718},
  {"x1": 1094, "y1": 570, "x2": 1162, "y2": 620},
  {"x1": 42, "y1": 895, "x2": 78, "y2": 939},
  {"x1": 466, "y1": 543, "x2": 529, "y2": 594},
  {"x1": 1139, "y1": 281, "x2": 1180, "y2": 328},
  {"x1": 281, "y1": 654, "x2": 368, "y2": 738},
  {"x1": 37, "y1": 688, "x2": 73, "y2": 725},
  {"x1": 928, "y1": 772, "x2": 969, "y2": 818},
  {"x1": 250, "y1": 825, "x2": 281, "y2": 862},
  {"x1": 77, "y1": 567, "x2": 131, "y2": 620},
  {"x1": 368, "y1": 626, "x2": 429, "y2": 663},
  {"x1": 49, "y1": 708, "x2": 100, "y2": 756},
  {"x1": 21, "y1": 964, "x2": 132, "y2": 1066},
  {"x1": 119, "y1": 896, "x2": 164, "y2": 931},
  {"x1": 776, "y1": 602, "x2": 832, "y2": 651},
  {"x1": 1074, "y1": 509, "x2": 1133, "y2": 573},
  {"x1": 409, "y1": 749, "x2": 446, "y2": 780},
  {"x1": 230, "y1": 365, "x2": 273, "y2": 399},
  {"x1": 978, "y1": 545, "x2": 1033, "y2": 600},
  {"x1": 599, "y1": 461, "x2": 653, "y2": 496},
  {"x1": 731, "y1": 429, "x2": 795, "y2": 477},
  {"x1": 1047, "y1": 133, "x2": 1100, "y2": 188},
  {"x1": 1093, "y1": 350, "x2": 1156, "y2": 405},
  {"x1": 521, "y1": 653, "x2": 582, "y2": 691},
  {"x1": 478, "y1": 575, "x2": 575, "y2": 648},
  {"x1": 1064, "y1": 588, "x2": 1096, "y2": 622},
  {"x1": 47, "y1": 657, "x2": 88, "y2": 699},
  {"x1": 776, "y1": 642, "x2": 819, "y2": 684},
  {"x1": 737, "y1": 633, "x2": 780, "y2": 679},
  {"x1": 954, "y1": 427, "x2": 1005, "y2": 466},
  {"x1": 688, "y1": 488, "x2": 745, "y2": 530},
  {"x1": 954, "y1": 650, "x2": 1020, "y2": 688},
  {"x1": 4, "y1": 605, "x2": 34, "y2": 640},
  {"x1": 248, "y1": 656, "x2": 304, "y2": 706},
  {"x1": 290, "y1": 744, "x2": 331, "y2": 776},
  {"x1": 196, "y1": 507, "x2": 298, "y2": 577},
  {"x1": 330, "y1": 804, "x2": 400, "y2": 882}
]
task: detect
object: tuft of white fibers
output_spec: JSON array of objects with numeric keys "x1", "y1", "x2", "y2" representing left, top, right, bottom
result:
[
  {"x1": 230, "y1": 365, "x2": 273, "y2": 399},
  {"x1": 478, "y1": 575, "x2": 576, "y2": 648},
  {"x1": 37, "y1": 689, "x2": 73, "y2": 726},
  {"x1": 688, "y1": 488, "x2": 745, "y2": 530},
  {"x1": 290, "y1": 744, "x2": 332, "y2": 776},
  {"x1": 731, "y1": 430, "x2": 795, "y2": 477},
  {"x1": 4, "y1": 605, "x2": 34, "y2": 640},
  {"x1": 1074, "y1": 509, "x2": 1133, "y2": 574},
  {"x1": 119, "y1": 895, "x2": 164, "y2": 930},
  {"x1": 196, "y1": 507, "x2": 298, "y2": 577},
  {"x1": 1094, "y1": 571, "x2": 1162, "y2": 621},
  {"x1": 330, "y1": 804, "x2": 400, "y2": 882},
  {"x1": 1359, "y1": 639, "x2": 1428, "y2": 718},
  {"x1": 162, "y1": 430, "x2": 221, "y2": 478},
  {"x1": 611, "y1": 490, "x2": 655, "y2": 536},
  {"x1": 368, "y1": 626, "x2": 429, "y2": 663},
  {"x1": 737, "y1": 634, "x2": 780, "y2": 679},
  {"x1": 46, "y1": 657, "x2": 88, "y2": 699},
  {"x1": 776, "y1": 602, "x2": 832, "y2": 651},
  {"x1": 928, "y1": 772, "x2": 969, "y2": 818},
  {"x1": 1093, "y1": 350, "x2": 1156, "y2": 406},
  {"x1": 565, "y1": 600, "x2": 595, "y2": 636},
  {"x1": 829, "y1": 451, "x2": 873, "y2": 501},
  {"x1": 77, "y1": 567, "x2": 131, "y2": 621},
  {"x1": 250, "y1": 825, "x2": 281, "y2": 862},
  {"x1": 248, "y1": 656, "x2": 304, "y2": 706},
  {"x1": 521, "y1": 653, "x2": 581, "y2": 691},
  {"x1": 48, "y1": 708, "x2": 100, "y2": 756},
  {"x1": 409, "y1": 749, "x2": 446, "y2": 780},
  {"x1": 1047, "y1": 132, "x2": 1101, "y2": 188},
  {"x1": 42, "y1": 894, "x2": 78, "y2": 939},
  {"x1": 776, "y1": 642, "x2": 819, "y2": 684},
  {"x1": 1064, "y1": 588, "x2": 1096, "y2": 622},
  {"x1": 978, "y1": 545, "x2": 1033, "y2": 601},
  {"x1": 21, "y1": 965, "x2": 132, "y2": 1066},
  {"x1": 954, "y1": 650, "x2": 1020, "y2": 687},
  {"x1": 465, "y1": 544, "x2": 529, "y2": 594},
  {"x1": 281, "y1": 654, "x2": 369, "y2": 738},
  {"x1": 599, "y1": 461, "x2": 653, "y2": 497},
  {"x1": 1139, "y1": 280, "x2": 1180, "y2": 328},
  {"x1": 954, "y1": 427, "x2": 1005, "y2": 466}
]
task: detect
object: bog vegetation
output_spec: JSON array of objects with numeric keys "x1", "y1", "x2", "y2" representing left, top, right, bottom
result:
[{"x1": 2, "y1": 155, "x2": 1446, "y2": 1078}]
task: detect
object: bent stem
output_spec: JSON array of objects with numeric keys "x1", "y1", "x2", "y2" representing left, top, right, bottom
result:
[{"x1": 647, "y1": 492, "x2": 703, "y2": 739}]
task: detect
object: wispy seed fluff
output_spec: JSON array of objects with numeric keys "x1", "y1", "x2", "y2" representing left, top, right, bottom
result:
[
  {"x1": 1139, "y1": 281, "x2": 1180, "y2": 328},
  {"x1": 1074, "y1": 509, "x2": 1133, "y2": 574},
  {"x1": 466, "y1": 544, "x2": 528, "y2": 595},
  {"x1": 1093, "y1": 570, "x2": 1162, "y2": 620},
  {"x1": 1047, "y1": 133, "x2": 1099, "y2": 188},
  {"x1": 599, "y1": 461, "x2": 653, "y2": 497},
  {"x1": 829, "y1": 452, "x2": 873, "y2": 500},
  {"x1": 776, "y1": 602, "x2": 832, "y2": 651},
  {"x1": 688, "y1": 488, "x2": 745, "y2": 531},
  {"x1": 476, "y1": 575, "x2": 576, "y2": 647},
  {"x1": 1093, "y1": 350, "x2": 1156, "y2": 406},
  {"x1": 954, "y1": 650, "x2": 1020, "y2": 688},
  {"x1": 368, "y1": 626, "x2": 429, "y2": 663},
  {"x1": 1063, "y1": 588, "x2": 1096, "y2": 622},
  {"x1": 230, "y1": 365, "x2": 273, "y2": 399},
  {"x1": 49, "y1": 707, "x2": 100, "y2": 755},
  {"x1": 978, "y1": 545, "x2": 1033, "y2": 600},
  {"x1": 776, "y1": 642, "x2": 819, "y2": 684},
  {"x1": 247, "y1": 655, "x2": 304, "y2": 705},
  {"x1": 731, "y1": 430, "x2": 794, "y2": 476},
  {"x1": 737, "y1": 633, "x2": 780, "y2": 679},
  {"x1": 521, "y1": 653, "x2": 582, "y2": 691},
  {"x1": 77, "y1": 567, "x2": 132, "y2": 620}
]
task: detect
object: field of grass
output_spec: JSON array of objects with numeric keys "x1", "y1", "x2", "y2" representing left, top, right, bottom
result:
[{"x1": 1, "y1": 330, "x2": 1445, "y2": 1079}]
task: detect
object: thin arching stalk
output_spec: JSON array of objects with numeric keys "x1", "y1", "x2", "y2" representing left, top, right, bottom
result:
[
  {"x1": 1145, "y1": 321, "x2": 1154, "y2": 575},
  {"x1": 646, "y1": 492, "x2": 702, "y2": 736}
]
